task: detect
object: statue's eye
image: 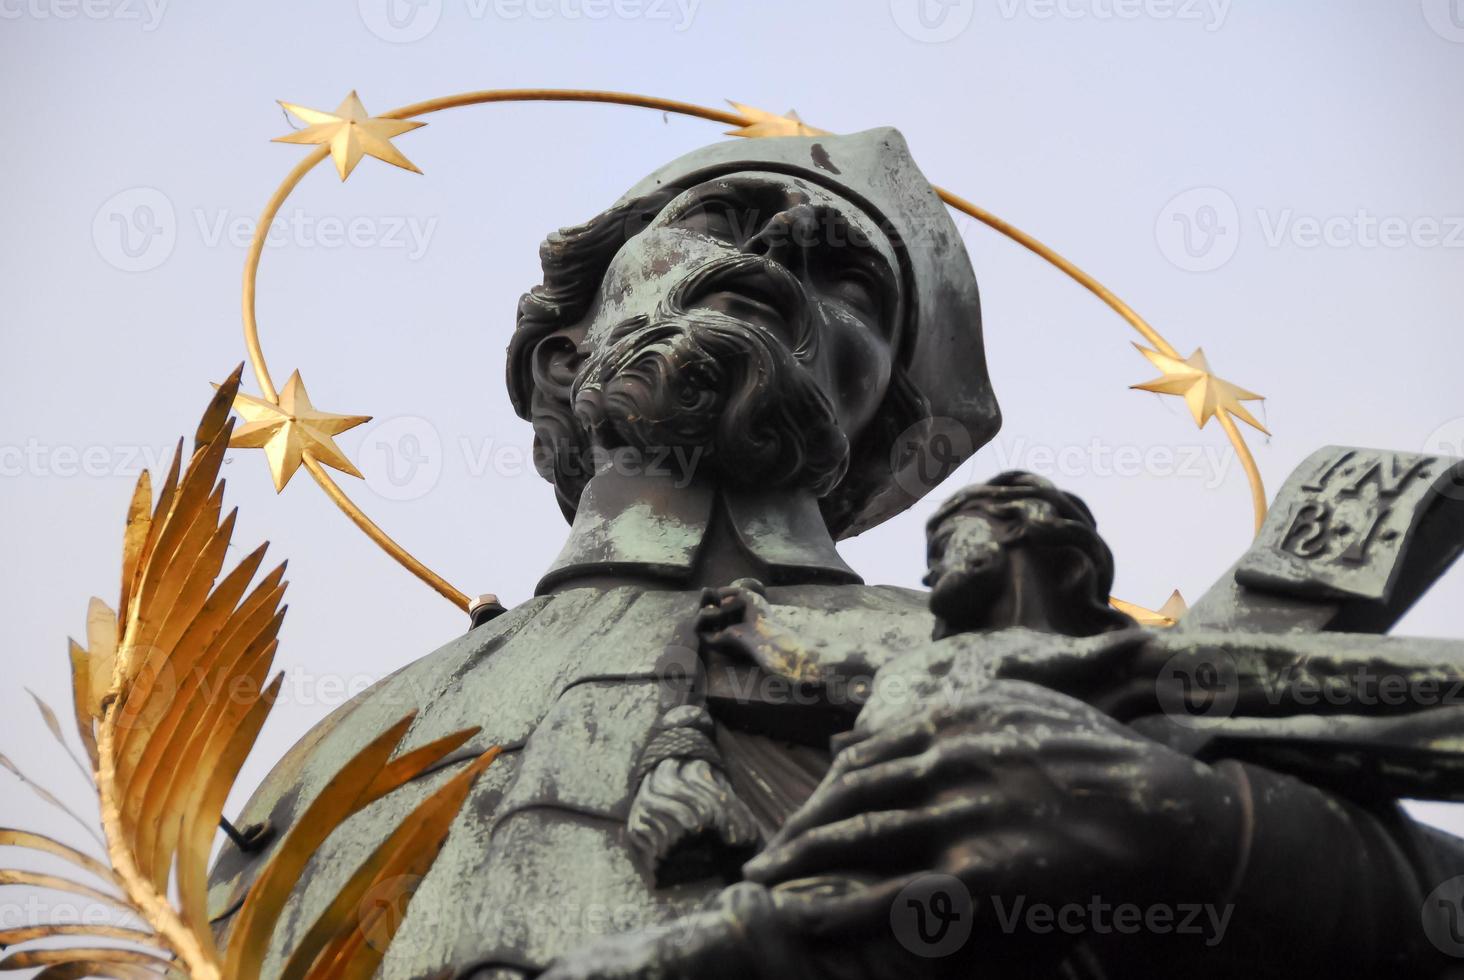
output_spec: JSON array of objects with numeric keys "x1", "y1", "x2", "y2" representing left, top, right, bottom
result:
[
  {"x1": 829, "y1": 268, "x2": 882, "y2": 321},
  {"x1": 679, "y1": 201, "x2": 743, "y2": 243}
]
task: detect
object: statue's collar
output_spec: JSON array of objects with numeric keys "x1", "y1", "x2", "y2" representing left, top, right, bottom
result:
[{"x1": 536, "y1": 468, "x2": 861, "y2": 594}]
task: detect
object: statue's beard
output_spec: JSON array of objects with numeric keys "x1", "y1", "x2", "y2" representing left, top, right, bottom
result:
[{"x1": 572, "y1": 299, "x2": 850, "y2": 496}]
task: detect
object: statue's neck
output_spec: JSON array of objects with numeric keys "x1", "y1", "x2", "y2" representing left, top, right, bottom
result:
[{"x1": 536, "y1": 468, "x2": 861, "y2": 595}]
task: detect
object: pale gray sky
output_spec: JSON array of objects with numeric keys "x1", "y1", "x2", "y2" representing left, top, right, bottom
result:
[{"x1": 3, "y1": 0, "x2": 1464, "y2": 955}]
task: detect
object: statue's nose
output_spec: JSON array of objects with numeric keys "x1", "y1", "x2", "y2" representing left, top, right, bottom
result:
[{"x1": 742, "y1": 204, "x2": 820, "y2": 267}]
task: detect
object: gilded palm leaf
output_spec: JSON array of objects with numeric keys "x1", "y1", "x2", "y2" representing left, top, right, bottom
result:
[{"x1": 1, "y1": 367, "x2": 499, "y2": 978}]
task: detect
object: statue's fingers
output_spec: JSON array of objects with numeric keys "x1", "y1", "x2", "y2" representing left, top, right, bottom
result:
[
  {"x1": 828, "y1": 717, "x2": 936, "y2": 776},
  {"x1": 839, "y1": 694, "x2": 1052, "y2": 764},
  {"x1": 695, "y1": 594, "x2": 746, "y2": 631},
  {"x1": 699, "y1": 586, "x2": 746, "y2": 611},
  {"x1": 770, "y1": 749, "x2": 996, "y2": 849},
  {"x1": 743, "y1": 798, "x2": 994, "y2": 885},
  {"x1": 771, "y1": 869, "x2": 929, "y2": 935},
  {"x1": 796, "y1": 832, "x2": 1047, "y2": 925},
  {"x1": 695, "y1": 606, "x2": 734, "y2": 636},
  {"x1": 727, "y1": 576, "x2": 768, "y2": 597}
]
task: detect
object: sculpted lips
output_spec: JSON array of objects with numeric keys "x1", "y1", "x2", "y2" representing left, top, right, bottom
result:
[{"x1": 677, "y1": 258, "x2": 810, "y2": 355}]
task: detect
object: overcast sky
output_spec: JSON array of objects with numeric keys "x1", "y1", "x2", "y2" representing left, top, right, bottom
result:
[{"x1": 4, "y1": 0, "x2": 1464, "y2": 948}]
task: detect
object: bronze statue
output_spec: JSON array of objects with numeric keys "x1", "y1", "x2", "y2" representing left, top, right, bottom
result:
[{"x1": 208, "y1": 128, "x2": 1464, "y2": 978}]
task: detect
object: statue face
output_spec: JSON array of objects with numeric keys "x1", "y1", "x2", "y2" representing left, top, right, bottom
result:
[
  {"x1": 924, "y1": 484, "x2": 1131, "y2": 638},
  {"x1": 571, "y1": 172, "x2": 904, "y2": 479},
  {"x1": 512, "y1": 128, "x2": 998, "y2": 532},
  {"x1": 925, "y1": 509, "x2": 1016, "y2": 632}
]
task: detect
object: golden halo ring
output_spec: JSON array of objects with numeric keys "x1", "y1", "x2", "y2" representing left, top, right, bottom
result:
[{"x1": 239, "y1": 89, "x2": 1268, "y2": 619}]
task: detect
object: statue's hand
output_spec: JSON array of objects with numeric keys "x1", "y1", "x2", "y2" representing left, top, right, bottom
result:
[
  {"x1": 696, "y1": 579, "x2": 825, "y2": 684},
  {"x1": 743, "y1": 680, "x2": 1247, "y2": 918},
  {"x1": 696, "y1": 578, "x2": 771, "y2": 650}
]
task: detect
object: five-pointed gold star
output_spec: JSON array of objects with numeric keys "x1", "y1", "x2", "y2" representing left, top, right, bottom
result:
[
  {"x1": 274, "y1": 91, "x2": 426, "y2": 181},
  {"x1": 1131, "y1": 345, "x2": 1268, "y2": 434},
  {"x1": 725, "y1": 101, "x2": 829, "y2": 139},
  {"x1": 225, "y1": 371, "x2": 371, "y2": 492}
]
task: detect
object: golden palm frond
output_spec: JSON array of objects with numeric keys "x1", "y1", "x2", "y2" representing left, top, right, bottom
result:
[{"x1": 1, "y1": 367, "x2": 499, "y2": 978}]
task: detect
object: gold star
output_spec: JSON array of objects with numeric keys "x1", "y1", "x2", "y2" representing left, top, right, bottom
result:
[
  {"x1": 274, "y1": 91, "x2": 426, "y2": 181},
  {"x1": 725, "y1": 101, "x2": 829, "y2": 139},
  {"x1": 1131, "y1": 345, "x2": 1268, "y2": 434},
  {"x1": 1111, "y1": 590, "x2": 1188, "y2": 627},
  {"x1": 224, "y1": 371, "x2": 371, "y2": 492}
]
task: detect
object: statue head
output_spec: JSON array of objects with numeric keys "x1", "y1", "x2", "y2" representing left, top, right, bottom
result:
[
  {"x1": 925, "y1": 471, "x2": 1134, "y2": 638},
  {"x1": 507, "y1": 128, "x2": 1000, "y2": 538}
]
